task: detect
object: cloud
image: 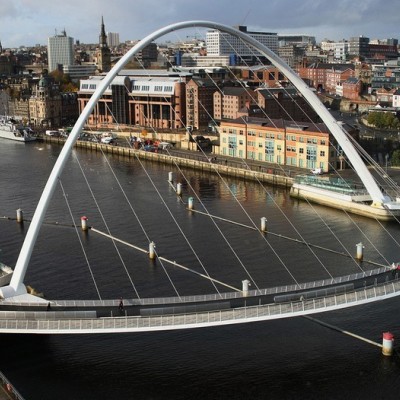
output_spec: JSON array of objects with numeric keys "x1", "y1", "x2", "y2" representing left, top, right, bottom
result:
[{"x1": 0, "y1": 0, "x2": 399, "y2": 47}]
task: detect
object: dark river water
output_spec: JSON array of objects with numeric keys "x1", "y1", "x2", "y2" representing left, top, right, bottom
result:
[{"x1": 1, "y1": 140, "x2": 400, "y2": 400}]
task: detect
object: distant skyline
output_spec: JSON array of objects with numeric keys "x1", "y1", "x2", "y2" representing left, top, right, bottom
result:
[{"x1": 1, "y1": 0, "x2": 400, "y2": 48}]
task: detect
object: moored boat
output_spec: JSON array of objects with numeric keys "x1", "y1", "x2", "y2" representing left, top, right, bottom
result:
[
  {"x1": 0, "y1": 262, "x2": 13, "y2": 287},
  {"x1": 0, "y1": 117, "x2": 37, "y2": 142}
]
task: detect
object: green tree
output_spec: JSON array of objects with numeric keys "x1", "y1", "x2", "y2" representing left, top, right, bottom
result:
[
  {"x1": 367, "y1": 111, "x2": 400, "y2": 129},
  {"x1": 391, "y1": 149, "x2": 400, "y2": 166}
]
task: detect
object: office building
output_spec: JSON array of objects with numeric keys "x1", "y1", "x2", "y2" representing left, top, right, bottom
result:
[
  {"x1": 47, "y1": 29, "x2": 74, "y2": 72},
  {"x1": 206, "y1": 25, "x2": 278, "y2": 63},
  {"x1": 107, "y1": 32, "x2": 120, "y2": 47}
]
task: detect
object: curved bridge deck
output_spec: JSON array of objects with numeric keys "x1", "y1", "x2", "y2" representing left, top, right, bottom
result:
[{"x1": 0, "y1": 270, "x2": 399, "y2": 334}]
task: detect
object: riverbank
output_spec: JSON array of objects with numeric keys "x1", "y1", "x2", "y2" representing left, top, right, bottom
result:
[{"x1": 42, "y1": 135, "x2": 294, "y2": 189}]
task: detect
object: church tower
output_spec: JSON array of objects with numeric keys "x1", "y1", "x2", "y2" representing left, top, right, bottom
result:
[{"x1": 97, "y1": 16, "x2": 111, "y2": 73}]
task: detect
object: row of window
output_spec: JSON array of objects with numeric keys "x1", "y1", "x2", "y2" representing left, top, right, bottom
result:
[
  {"x1": 221, "y1": 128, "x2": 327, "y2": 144},
  {"x1": 222, "y1": 147, "x2": 325, "y2": 169}
]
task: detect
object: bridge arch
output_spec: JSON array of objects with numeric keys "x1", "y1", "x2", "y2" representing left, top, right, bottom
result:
[{"x1": 0, "y1": 20, "x2": 389, "y2": 298}]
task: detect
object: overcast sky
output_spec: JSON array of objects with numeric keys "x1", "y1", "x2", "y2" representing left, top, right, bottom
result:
[{"x1": 1, "y1": 0, "x2": 399, "y2": 48}]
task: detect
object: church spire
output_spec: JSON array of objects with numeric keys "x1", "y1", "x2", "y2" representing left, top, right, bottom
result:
[
  {"x1": 99, "y1": 16, "x2": 107, "y2": 47},
  {"x1": 97, "y1": 16, "x2": 111, "y2": 72}
]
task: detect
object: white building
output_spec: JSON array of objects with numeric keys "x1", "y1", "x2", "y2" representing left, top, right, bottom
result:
[
  {"x1": 334, "y1": 41, "x2": 349, "y2": 61},
  {"x1": 107, "y1": 32, "x2": 120, "y2": 47},
  {"x1": 206, "y1": 25, "x2": 278, "y2": 58},
  {"x1": 47, "y1": 30, "x2": 74, "y2": 72},
  {"x1": 63, "y1": 64, "x2": 98, "y2": 82}
]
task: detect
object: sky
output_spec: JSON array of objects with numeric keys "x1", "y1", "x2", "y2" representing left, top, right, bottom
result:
[{"x1": 1, "y1": 0, "x2": 400, "y2": 48}]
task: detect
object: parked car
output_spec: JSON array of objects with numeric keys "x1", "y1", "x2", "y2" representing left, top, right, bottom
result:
[
  {"x1": 311, "y1": 168, "x2": 323, "y2": 175},
  {"x1": 143, "y1": 144, "x2": 157, "y2": 152},
  {"x1": 101, "y1": 136, "x2": 115, "y2": 144},
  {"x1": 158, "y1": 142, "x2": 172, "y2": 150}
]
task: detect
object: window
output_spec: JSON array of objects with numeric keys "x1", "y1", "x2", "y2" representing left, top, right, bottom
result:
[
  {"x1": 320, "y1": 151, "x2": 325, "y2": 157},
  {"x1": 299, "y1": 148, "x2": 304, "y2": 154}
]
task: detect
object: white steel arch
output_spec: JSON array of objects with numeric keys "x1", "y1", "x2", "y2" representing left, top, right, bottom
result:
[{"x1": 0, "y1": 20, "x2": 393, "y2": 299}]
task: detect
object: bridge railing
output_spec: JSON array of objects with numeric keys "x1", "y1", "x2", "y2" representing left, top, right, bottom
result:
[
  {"x1": 13, "y1": 266, "x2": 388, "y2": 309},
  {"x1": 0, "y1": 279, "x2": 399, "y2": 332}
]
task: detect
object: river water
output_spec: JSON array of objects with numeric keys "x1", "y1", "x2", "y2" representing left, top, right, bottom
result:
[{"x1": 1, "y1": 140, "x2": 400, "y2": 399}]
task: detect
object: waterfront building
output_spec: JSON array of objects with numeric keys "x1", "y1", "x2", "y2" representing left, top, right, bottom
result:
[
  {"x1": 218, "y1": 116, "x2": 337, "y2": 172},
  {"x1": 28, "y1": 73, "x2": 62, "y2": 127},
  {"x1": 78, "y1": 70, "x2": 190, "y2": 129},
  {"x1": 47, "y1": 29, "x2": 74, "y2": 72},
  {"x1": 186, "y1": 78, "x2": 217, "y2": 129}
]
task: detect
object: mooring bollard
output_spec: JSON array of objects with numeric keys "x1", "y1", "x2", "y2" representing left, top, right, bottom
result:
[
  {"x1": 16, "y1": 208, "x2": 23, "y2": 223},
  {"x1": 260, "y1": 217, "x2": 267, "y2": 232},
  {"x1": 149, "y1": 241, "x2": 156, "y2": 259},
  {"x1": 382, "y1": 332, "x2": 394, "y2": 356},
  {"x1": 177, "y1": 183, "x2": 182, "y2": 196},
  {"x1": 81, "y1": 216, "x2": 88, "y2": 231},
  {"x1": 242, "y1": 279, "x2": 251, "y2": 297},
  {"x1": 168, "y1": 172, "x2": 173, "y2": 183},
  {"x1": 356, "y1": 242, "x2": 364, "y2": 260},
  {"x1": 188, "y1": 197, "x2": 194, "y2": 210}
]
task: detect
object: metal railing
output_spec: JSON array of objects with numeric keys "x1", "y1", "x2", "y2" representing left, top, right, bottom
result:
[
  {"x1": 5, "y1": 266, "x2": 391, "y2": 309},
  {"x1": 0, "y1": 279, "x2": 399, "y2": 333}
]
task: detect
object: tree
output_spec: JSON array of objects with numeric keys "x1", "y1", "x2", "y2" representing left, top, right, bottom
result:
[
  {"x1": 49, "y1": 71, "x2": 78, "y2": 92},
  {"x1": 391, "y1": 149, "x2": 400, "y2": 167}
]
